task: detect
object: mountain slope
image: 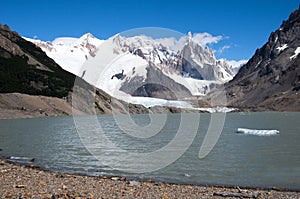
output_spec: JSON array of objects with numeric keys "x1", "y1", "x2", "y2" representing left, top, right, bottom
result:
[
  {"x1": 24, "y1": 34, "x2": 103, "y2": 75},
  {"x1": 225, "y1": 6, "x2": 300, "y2": 111},
  {"x1": 0, "y1": 24, "x2": 154, "y2": 118},
  {"x1": 0, "y1": 24, "x2": 75, "y2": 98}
]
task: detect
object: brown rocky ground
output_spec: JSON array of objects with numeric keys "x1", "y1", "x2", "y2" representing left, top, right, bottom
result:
[
  {"x1": 0, "y1": 160, "x2": 299, "y2": 199},
  {"x1": 0, "y1": 92, "x2": 206, "y2": 119},
  {"x1": 0, "y1": 93, "x2": 84, "y2": 119}
]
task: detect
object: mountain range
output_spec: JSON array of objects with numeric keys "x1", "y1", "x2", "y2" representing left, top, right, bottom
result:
[
  {"x1": 25, "y1": 31, "x2": 238, "y2": 104},
  {"x1": 0, "y1": 6, "x2": 299, "y2": 117}
]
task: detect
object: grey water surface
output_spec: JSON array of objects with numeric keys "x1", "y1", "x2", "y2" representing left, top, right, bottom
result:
[{"x1": 0, "y1": 112, "x2": 299, "y2": 190}]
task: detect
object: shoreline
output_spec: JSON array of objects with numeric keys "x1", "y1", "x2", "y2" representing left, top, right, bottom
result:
[
  {"x1": 1, "y1": 157, "x2": 299, "y2": 198},
  {"x1": 1, "y1": 110, "x2": 299, "y2": 121},
  {"x1": 1, "y1": 91, "x2": 299, "y2": 120}
]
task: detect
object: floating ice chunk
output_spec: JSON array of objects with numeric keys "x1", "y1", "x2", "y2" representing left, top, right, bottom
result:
[{"x1": 237, "y1": 128, "x2": 279, "y2": 136}]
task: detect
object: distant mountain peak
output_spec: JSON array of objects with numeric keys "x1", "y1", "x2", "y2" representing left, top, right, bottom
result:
[
  {"x1": 83, "y1": 32, "x2": 94, "y2": 38},
  {"x1": 188, "y1": 31, "x2": 192, "y2": 43}
]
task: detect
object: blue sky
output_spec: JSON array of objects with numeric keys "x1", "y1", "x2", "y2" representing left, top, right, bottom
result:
[{"x1": 1, "y1": 0, "x2": 299, "y2": 60}]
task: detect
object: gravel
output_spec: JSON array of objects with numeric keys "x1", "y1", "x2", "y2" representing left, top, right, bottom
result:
[{"x1": 0, "y1": 160, "x2": 299, "y2": 199}]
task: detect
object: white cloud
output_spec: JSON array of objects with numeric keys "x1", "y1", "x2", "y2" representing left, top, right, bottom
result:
[
  {"x1": 156, "y1": 37, "x2": 187, "y2": 52},
  {"x1": 192, "y1": 32, "x2": 223, "y2": 46},
  {"x1": 33, "y1": 35, "x2": 38, "y2": 39},
  {"x1": 156, "y1": 32, "x2": 224, "y2": 51},
  {"x1": 227, "y1": 59, "x2": 248, "y2": 73},
  {"x1": 217, "y1": 45, "x2": 231, "y2": 54}
]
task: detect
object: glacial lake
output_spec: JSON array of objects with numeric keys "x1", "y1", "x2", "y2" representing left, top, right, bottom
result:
[{"x1": 0, "y1": 112, "x2": 299, "y2": 190}]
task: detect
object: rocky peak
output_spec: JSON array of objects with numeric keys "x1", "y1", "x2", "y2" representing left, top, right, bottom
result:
[
  {"x1": 110, "y1": 33, "x2": 234, "y2": 82},
  {"x1": 0, "y1": 25, "x2": 25, "y2": 57},
  {"x1": 181, "y1": 34, "x2": 234, "y2": 81},
  {"x1": 235, "y1": 7, "x2": 300, "y2": 78}
]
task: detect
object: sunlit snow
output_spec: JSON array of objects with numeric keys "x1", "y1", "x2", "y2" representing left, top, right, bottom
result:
[
  {"x1": 276, "y1": 44, "x2": 288, "y2": 52},
  {"x1": 290, "y1": 47, "x2": 300, "y2": 59}
]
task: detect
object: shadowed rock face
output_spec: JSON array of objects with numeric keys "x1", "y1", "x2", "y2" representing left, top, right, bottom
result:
[
  {"x1": 120, "y1": 63, "x2": 192, "y2": 100},
  {"x1": 132, "y1": 83, "x2": 177, "y2": 100},
  {"x1": 0, "y1": 24, "x2": 75, "y2": 98},
  {"x1": 224, "y1": 6, "x2": 300, "y2": 111}
]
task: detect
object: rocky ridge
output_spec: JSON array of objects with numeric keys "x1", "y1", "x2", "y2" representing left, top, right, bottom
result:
[{"x1": 210, "y1": 6, "x2": 300, "y2": 111}]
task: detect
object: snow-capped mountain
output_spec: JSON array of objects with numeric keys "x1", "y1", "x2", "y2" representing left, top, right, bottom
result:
[
  {"x1": 181, "y1": 32, "x2": 235, "y2": 81},
  {"x1": 109, "y1": 32, "x2": 235, "y2": 82},
  {"x1": 226, "y1": 59, "x2": 248, "y2": 73},
  {"x1": 25, "y1": 32, "x2": 236, "y2": 103},
  {"x1": 24, "y1": 33, "x2": 104, "y2": 75}
]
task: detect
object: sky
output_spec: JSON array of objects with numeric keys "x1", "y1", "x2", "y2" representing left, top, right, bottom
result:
[{"x1": 1, "y1": 0, "x2": 299, "y2": 61}]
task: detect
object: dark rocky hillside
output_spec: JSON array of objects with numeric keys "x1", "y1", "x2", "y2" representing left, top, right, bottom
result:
[
  {"x1": 224, "y1": 6, "x2": 300, "y2": 111},
  {"x1": 0, "y1": 24, "x2": 151, "y2": 117},
  {"x1": 0, "y1": 24, "x2": 75, "y2": 97}
]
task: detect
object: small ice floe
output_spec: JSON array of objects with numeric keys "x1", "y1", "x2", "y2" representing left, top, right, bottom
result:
[
  {"x1": 237, "y1": 128, "x2": 279, "y2": 136},
  {"x1": 184, "y1": 173, "x2": 191, "y2": 177}
]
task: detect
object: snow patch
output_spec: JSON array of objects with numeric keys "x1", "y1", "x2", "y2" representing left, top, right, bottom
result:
[
  {"x1": 98, "y1": 53, "x2": 148, "y2": 96},
  {"x1": 196, "y1": 106, "x2": 236, "y2": 113},
  {"x1": 52, "y1": 37, "x2": 78, "y2": 46},
  {"x1": 276, "y1": 44, "x2": 288, "y2": 52},
  {"x1": 127, "y1": 96, "x2": 193, "y2": 108},
  {"x1": 255, "y1": 60, "x2": 262, "y2": 69},
  {"x1": 161, "y1": 71, "x2": 219, "y2": 96},
  {"x1": 290, "y1": 47, "x2": 300, "y2": 59},
  {"x1": 226, "y1": 60, "x2": 247, "y2": 73}
]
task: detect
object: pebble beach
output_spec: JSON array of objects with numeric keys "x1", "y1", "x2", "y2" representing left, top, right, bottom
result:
[{"x1": 0, "y1": 159, "x2": 299, "y2": 199}]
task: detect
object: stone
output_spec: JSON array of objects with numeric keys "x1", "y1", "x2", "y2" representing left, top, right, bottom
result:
[
  {"x1": 147, "y1": 179, "x2": 154, "y2": 183},
  {"x1": 15, "y1": 184, "x2": 26, "y2": 188},
  {"x1": 27, "y1": 164, "x2": 35, "y2": 168},
  {"x1": 162, "y1": 195, "x2": 169, "y2": 199},
  {"x1": 154, "y1": 182, "x2": 161, "y2": 186},
  {"x1": 120, "y1": 177, "x2": 126, "y2": 181},
  {"x1": 128, "y1": 180, "x2": 141, "y2": 186},
  {"x1": 111, "y1": 177, "x2": 119, "y2": 181},
  {"x1": 101, "y1": 175, "x2": 108, "y2": 179},
  {"x1": 51, "y1": 194, "x2": 59, "y2": 199},
  {"x1": 38, "y1": 180, "x2": 47, "y2": 186}
]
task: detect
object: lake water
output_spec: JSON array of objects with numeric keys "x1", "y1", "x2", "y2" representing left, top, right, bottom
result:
[{"x1": 0, "y1": 112, "x2": 299, "y2": 190}]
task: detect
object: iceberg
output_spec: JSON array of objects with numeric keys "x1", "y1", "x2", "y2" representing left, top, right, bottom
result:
[{"x1": 237, "y1": 128, "x2": 279, "y2": 136}]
